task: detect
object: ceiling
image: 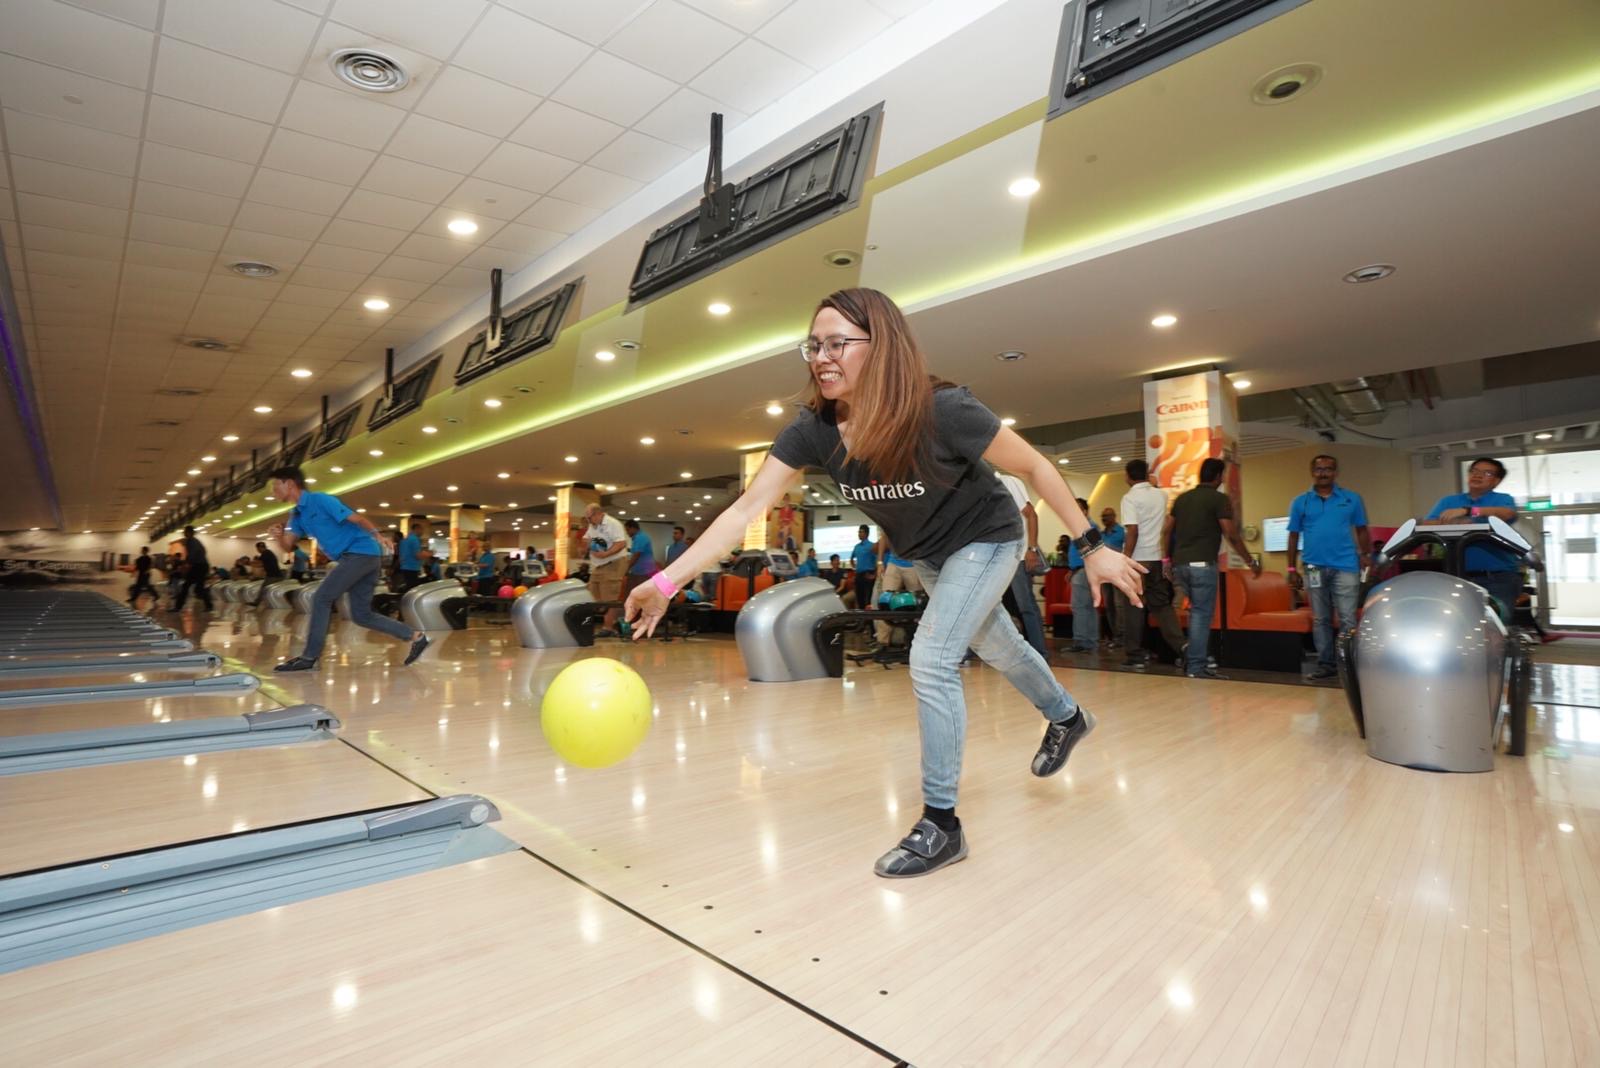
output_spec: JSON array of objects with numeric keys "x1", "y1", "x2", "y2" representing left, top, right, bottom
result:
[{"x1": 4, "y1": 0, "x2": 1600, "y2": 539}]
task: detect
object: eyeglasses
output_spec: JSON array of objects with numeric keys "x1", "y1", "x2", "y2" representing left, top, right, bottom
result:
[{"x1": 799, "y1": 335, "x2": 870, "y2": 362}]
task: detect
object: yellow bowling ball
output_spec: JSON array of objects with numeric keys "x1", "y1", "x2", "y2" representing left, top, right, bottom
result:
[
  {"x1": 513, "y1": 585, "x2": 528, "y2": 596},
  {"x1": 540, "y1": 658, "x2": 652, "y2": 769}
]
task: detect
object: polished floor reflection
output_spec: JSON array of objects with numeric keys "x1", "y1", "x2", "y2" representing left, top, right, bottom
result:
[{"x1": 3, "y1": 600, "x2": 1597, "y2": 1067}]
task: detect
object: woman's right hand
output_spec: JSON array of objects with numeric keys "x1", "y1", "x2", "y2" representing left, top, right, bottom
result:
[
  {"x1": 1084, "y1": 547, "x2": 1147, "y2": 606},
  {"x1": 625, "y1": 583, "x2": 669, "y2": 639}
]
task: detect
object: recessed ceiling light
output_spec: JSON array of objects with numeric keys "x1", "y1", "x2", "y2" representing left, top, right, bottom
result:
[
  {"x1": 412, "y1": 493, "x2": 423, "y2": 500},
  {"x1": 1001, "y1": 417, "x2": 1017, "y2": 427},
  {"x1": 703, "y1": 494, "x2": 712, "y2": 500},
  {"x1": 446, "y1": 484, "x2": 458, "y2": 492},
  {"x1": 497, "y1": 472, "x2": 510, "y2": 479},
  {"x1": 369, "y1": 449, "x2": 383, "y2": 457},
  {"x1": 630, "y1": 500, "x2": 639, "y2": 505},
  {"x1": 1251, "y1": 63, "x2": 1323, "y2": 106},
  {"x1": 290, "y1": 368, "x2": 313, "y2": 379},
  {"x1": 564, "y1": 455, "x2": 578, "y2": 463},
  {"x1": 657, "y1": 513, "x2": 665, "y2": 519},
  {"x1": 1535, "y1": 432, "x2": 1554, "y2": 440},
  {"x1": 363, "y1": 297, "x2": 390, "y2": 311},
  {"x1": 484, "y1": 398, "x2": 502, "y2": 408},
  {"x1": 604, "y1": 484, "x2": 617, "y2": 491},
  {"x1": 200, "y1": 454, "x2": 216, "y2": 462},
  {"x1": 594, "y1": 350, "x2": 616, "y2": 362},
  {"x1": 1109, "y1": 455, "x2": 1123, "y2": 463},
  {"x1": 707, "y1": 302, "x2": 731, "y2": 316},
  {"x1": 1058, "y1": 458, "x2": 1070, "y2": 465},
  {"x1": 995, "y1": 350, "x2": 1027, "y2": 363},
  {"x1": 1150, "y1": 314, "x2": 1178, "y2": 328},
  {"x1": 1007, "y1": 177, "x2": 1041, "y2": 198},
  {"x1": 186, "y1": 468, "x2": 201, "y2": 475},
  {"x1": 221, "y1": 435, "x2": 238, "y2": 442},
  {"x1": 330, "y1": 48, "x2": 409, "y2": 93},
  {"x1": 639, "y1": 436, "x2": 655, "y2": 445},
  {"x1": 1343, "y1": 263, "x2": 1396, "y2": 284},
  {"x1": 253, "y1": 404, "x2": 272, "y2": 413},
  {"x1": 1232, "y1": 378, "x2": 1253, "y2": 391},
  {"x1": 229, "y1": 260, "x2": 279, "y2": 278},
  {"x1": 174, "y1": 481, "x2": 187, "y2": 488},
  {"x1": 766, "y1": 403, "x2": 783, "y2": 416},
  {"x1": 656, "y1": 495, "x2": 665, "y2": 501},
  {"x1": 165, "y1": 490, "x2": 177, "y2": 496},
  {"x1": 507, "y1": 502, "x2": 518, "y2": 508},
  {"x1": 421, "y1": 425, "x2": 438, "y2": 434},
  {"x1": 378, "y1": 501, "x2": 390, "y2": 508},
  {"x1": 329, "y1": 466, "x2": 343, "y2": 473},
  {"x1": 446, "y1": 218, "x2": 479, "y2": 235},
  {"x1": 680, "y1": 471, "x2": 692, "y2": 478}
]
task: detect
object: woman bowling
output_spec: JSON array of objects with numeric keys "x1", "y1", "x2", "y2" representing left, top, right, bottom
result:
[{"x1": 625, "y1": 288, "x2": 1145, "y2": 878}]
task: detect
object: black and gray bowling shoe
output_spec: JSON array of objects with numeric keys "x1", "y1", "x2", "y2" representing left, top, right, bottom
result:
[
  {"x1": 1031, "y1": 707, "x2": 1096, "y2": 777},
  {"x1": 873, "y1": 819, "x2": 968, "y2": 878}
]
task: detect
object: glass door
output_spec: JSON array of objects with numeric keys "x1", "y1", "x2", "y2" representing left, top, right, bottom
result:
[{"x1": 1537, "y1": 509, "x2": 1600, "y2": 630}]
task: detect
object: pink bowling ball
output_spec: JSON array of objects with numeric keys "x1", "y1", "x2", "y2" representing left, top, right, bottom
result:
[{"x1": 498, "y1": 584, "x2": 516, "y2": 599}]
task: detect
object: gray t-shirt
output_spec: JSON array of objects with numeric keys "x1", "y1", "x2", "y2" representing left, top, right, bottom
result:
[{"x1": 770, "y1": 385, "x2": 1021, "y2": 565}]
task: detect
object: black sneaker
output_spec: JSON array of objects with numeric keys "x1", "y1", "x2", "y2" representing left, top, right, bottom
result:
[
  {"x1": 1031, "y1": 708, "x2": 1096, "y2": 777},
  {"x1": 1186, "y1": 668, "x2": 1230, "y2": 680},
  {"x1": 1122, "y1": 651, "x2": 1150, "y2": 668},
  {"x1": 274, "y1": 656, "x2": 318, "y2": 672},
  {"x1": 1305, "y1": 663, "x2": 1339, "y2": 681},
  {"x1": 873, "y1": 819, "x2": 968, "y2": 878},
  {"x1": 404, "y1": 634, "x2": 430, "y2": 666}
]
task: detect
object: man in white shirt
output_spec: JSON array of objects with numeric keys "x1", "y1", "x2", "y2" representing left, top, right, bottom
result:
[
  {"x1": 1118, "y1": 458, "x2": 1186, "y2": 668},
  {"x1": 583, "y1": 503, "x2": 629, "y2": 636},
  {"x1": 995, "y1": 470, "x2": 1049, "y2": 660}
]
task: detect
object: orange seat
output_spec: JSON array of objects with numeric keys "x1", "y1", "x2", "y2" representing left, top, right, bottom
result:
[
  {"x1": 1043, "y1": 567, "x2": 1072, "y2": 623},
  {"x1": 1225, "y1": 570, "x2": 1312, "y2": 633},
  {"x1": 716, "y1": 570, "x2": 775, "y2": 612}
]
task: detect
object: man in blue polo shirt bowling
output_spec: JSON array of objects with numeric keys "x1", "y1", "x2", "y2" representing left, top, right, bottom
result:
[
  {"x1": 266, "y1": 465, "x2": 428, "y2": 672},
  {"x1": 1422, "y1": 456, "x2": 1521, "y2": 621},
  {"x1": 1285, "y1": 454, "x2": 1373, "y2": 681}
]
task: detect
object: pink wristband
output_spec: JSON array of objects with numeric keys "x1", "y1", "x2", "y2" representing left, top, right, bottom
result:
[{"x1": 650, "y1": 572, "x2": 679, "y2": 598}]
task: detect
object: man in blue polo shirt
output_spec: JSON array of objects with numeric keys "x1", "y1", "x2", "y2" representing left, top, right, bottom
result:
[
  {"x1": 267, "y1": 465, "x2": 427, "y2": 672},
  {"x1": 1423, "y1": 456, "x2": 1521, "y2": 620},
  {"x1": 850, "y1": 525, "x2": 877, "y2": 614},
  {"x1": 395, "y1": 516, "x2": 426, "y2": 592},
  {"x1": 1286, "y1": 454, "x2": 1373, "y2": 680}
]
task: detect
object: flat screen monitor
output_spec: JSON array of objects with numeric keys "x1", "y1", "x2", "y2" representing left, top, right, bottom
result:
[
  {"x1": 812, "y1": 524, "x2": 877, "y2": 561},
  {"x1": 1261, "y1": 516, "x2": 1290, "y2": 553}
]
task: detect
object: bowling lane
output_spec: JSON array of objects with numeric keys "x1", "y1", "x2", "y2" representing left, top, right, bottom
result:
[
  {"x1": 0, "y1": 851, "x2": 890, "y2": 1067},
  {"x1": 0, "y1": 666, "x2": 225, "y2": 692},
  {"x1": 0, "y1": 688, "x2": 284, "y2": 738},
  {"x1": 1, "y1": 740, "x2": 428, "y2": 876}
]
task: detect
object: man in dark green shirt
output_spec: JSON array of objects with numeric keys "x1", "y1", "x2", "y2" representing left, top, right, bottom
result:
[{"x1": 1165, "y1": 458, "x2": 1259, "y2": 679}]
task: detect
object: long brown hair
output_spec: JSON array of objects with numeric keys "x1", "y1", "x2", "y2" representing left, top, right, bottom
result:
[{"x1": 804, "y1": 288, "x2": 944, "y2": 481}]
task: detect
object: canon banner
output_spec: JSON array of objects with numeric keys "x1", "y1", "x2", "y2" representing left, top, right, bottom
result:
[{"x1": 1143, "y1": 370, "x2": 1244, "y2": 564}]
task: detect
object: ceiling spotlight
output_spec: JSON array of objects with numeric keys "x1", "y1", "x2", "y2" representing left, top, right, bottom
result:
[
  {"x1": 656, "y1": 496, "x2": 665, "y2": 501},
  {"x1": 222, "y1": 435, "x2": 239, "y2": 443},
  {"x1": 1001, "y1": 417, "x2": 1017, "y2": 427},
  {"x1": 1535, "y1": 432, "x2": 1554, "y2": 441},
  {"x1": 363, "y1": 297, "x2": 390, "y2": 311},
  {"x1": 421, "y1": 425, "x2": 437, "y2": 434},
  {"x1": 484, "y1": 398, "x2": 502, "y2": 408},
  {"x1": 1058, "y1": 458, "x2": 1070, "y2": 465},
  {"x1": 229, "y1": 260, "x2": 279, "y2": 278},
  {"x1": 446, "y1": 484, "x2": 458, "y2": 492},
  {"x1": 639, "y1": 436, "x2": 655, "y2": 446},
  {"x1": 497, "y1": 472, "x2": 510, "y2": 479},
  {"x1": 412, "y1": 493, "x2": 423, "y2": 500},
  {"x1": 507, "y1": 502, "x2": 518, "y2": 508},
  {"x1": 703, "y1": 494, "x2": 712, "y2": 500},
  {"x1": 330, "y1": 48, "x2": 409, "y2": 93},
  {"x1": 290, "y1": 368, "x2": 313, "y2": 379},
  {"x1": 548, "y1": 495, "x2": 557, "y2": 502},
  {"x1": 1109, "y1": 455, "x2": 1123, "y2": 463},
  {"x1": 1007, "y1": 177, "x2": 1041, "y2": 198},
  {"x1": 1343, "y1": 264, "x2": 1396, "y2": 284},
  {"x1": 186, "y1": 468, "x2": 201, "y2": 475},
  {"x1": 1251, "y1": 63, "x2": 1323, "y2": 106},
  {"x1": 594, "y1": 350, "x2": 616, "y2": 362},
  {"x1": 330, "y1": 466, "x2": 343, "y2": 473},
  {"x1": 1150, "y1": 314, "x2": 1178, "y2": 328},
  {"x1": 680, "y1": 471, "x2": 693, "y2": 479},
  {"x1": 165, "y1": 490, "x2": 177, "y2": 496},
  {"x1": 1232, "y1": 378, "x2": 1253, "y2": 391},
  {"x1": 253, "y1": 404, "x2": 273, "y2": 413},
  {"x1": 563, "y1": 455, "x2": 578, "y2": 463},
  {"x1": 446, "y1": 218, "x2": 479, "y2": 236},
  {"x1": 615, "y1": 339, "x2": 641, "y2": 351},
  {"x1": 378, "y1": 501, "x2": 390, "y2": 508},
  {"x1": 995, "y1": 350, "x2": 1027, "y2": 362},
  {"x1": 604, "y1": 484, "x2": 617, "y2": 491},
  {"x1": 174, "y1": 481, "x2": 187, "y2": 488},
  {"x1": 766, "y1": 403, "x2": 783, "y2": 416},
  {"x1": 707, "y1": 302, "x2": 731, "y2": 316}
]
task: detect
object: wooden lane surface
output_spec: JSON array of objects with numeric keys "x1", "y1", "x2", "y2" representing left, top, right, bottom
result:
[
  {"x1": 0, "y1": 741, "x2": 428, "y2": 876},
  {"x1": 0, "y1": 690, "x2": 283, "y2": 738},
  {"x1": 132, "y1": 615, "x2": 1600, "y2": 1065},
  {"x1": 0, "y1": 851, "x2": 891, "y2": 1067}
]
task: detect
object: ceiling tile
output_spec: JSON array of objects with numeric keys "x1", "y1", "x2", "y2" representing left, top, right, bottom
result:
[
  {"x1": 755, "y1": 0, "x2": 892, "y2": 67},
  {"x1": 0, "y1": 56, "x2": 147, "y2": 136},
  {"x1": 360, "y1": 155, "x2": 463, "y2": 203},
  {"x1": 454, "y1": 5, "x2": 591, "y2": 97},
  {"x1": 220, "y1": 229, "x2": 313, "y2": 267},
  {"x1": 496, "y1": 0, "x2": 642, "y2": 46},
  {"x1": 551, "y1": 51, "x2": 678, "y2": 128},
  {"x1": 279, "y1": 81, "x2": 407, "y2": 152},
  {"x1": 384, "y1": 114, "x2": 498, "y2": 174},
  {"x1": 26, "y1": 249, "x2": 123, "y2": 282},
  {"x1": 635, "y1": 87, "x2": 747, "y2": 150},
  {"x1": 441, "y1": 177, "x2": 540, "y2": 222},
  {"x1": 202, "y1": 274, "x2": 286, "y2": 300},
  {"x1": 515, "y1": 197, "x2": 601, "y2": 233},
  {"x1": 261, "y1": 128, "x2": 377, "y2": 185},
  {"x1": 317, "y1": 218, "x2": 409, "y2": 254},
  {"x1": 603, "y1": 0, "x2": 743, "y2": 83},
  {"x1": 677, "y1": 0, "x2": 794, "y2": 33},
  {"x1": 456, "y1": 245, "x2": 536, "y2": 272},
  {"x1": 480, "y1": 222, "x2": 565, "y2": 257},
  {"x1": 301, "y1": 242, "x2": 387, "y2": 273},
  {"x1": 287, "y1": 264, "x2": 367, "y2": 291},
  {"x1": 472, "y1": 142, "x2": 577, "y2": 194},
  {"x1": 416, "y1": 205, "x2": 499, "y2": 243},
  {"x1": 138, "y1": 143, "x2": 256, "y2": 198},
  {"x1": 65, "y1": 0, "x2": 162, "y2": 30},
  {"x1": 231, "y1": 201, "x2": 331, "y2": 243},
  {"x1": 128, "y1": 214, "x2": 228, "y2": 251},
  {"x1": 153, "y1": 39, "x2": 296, "y2": 123},
  {"x1": 868, "y1": 0, "x2": 928, "y2": 16},
  {"x1": 134, "y1": 180, "x2": 239, "y2": 225},
  {"x1": 337, "y1": 189, "x2": 434, "y2": 230},
  {"x1": 391, "y1": 232, "x2": 471, "y2": 265},
  {"x1": 19, "y1": 223, "x2": 126, "y2": 261},
  {"x1": 546, "y1": 165, "x2": 643, "y2": 211},
  {"x1": 508, "y1": 101, "x2": 623, "y2": 163},
  {"x1": 144, "y1": 97, "x2": 273, "y2": 164},
  {"x1": 328, "y1": 0, "x2": 489, "y2": 59},
  {"x1": 690, "y1": 38, "x2": 811, "y2": 115},
  {"x1": 360, "y1": 273, "x2": 431, "y2": 297},
  {"x1": 122, "y1": 263, "x2": 207, "y2": 292},
  {"x1": 10, "y1": 156, "x2": 132, "y2": 210},
  {"x1": 275, "y1": 284, "x2": 348, "y2": 309},
  {"x1": 0, "y1": 0, "x2": 155, "y2": 89},
  {"x1": 258, "y1": 301, "x2": 331, "y2": 322},
  {"x1": 414, "y1": 66, "x2": 542, "y2": 139},
  {"x1": 247, "y1": 168, "x2": 353, "y2": 216},
  {"x1": 588, "y1": 129, "x2": 692, "y2": 183},
  {"x1": 124, "y1": 239, "x2": 219, "y2": 270},
  {"x1": 162, "y1": 0, "x2": 323, "y2": 73},
  {"x1": 1, "y1": 110, "x2": 141, "y2": 176}
]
